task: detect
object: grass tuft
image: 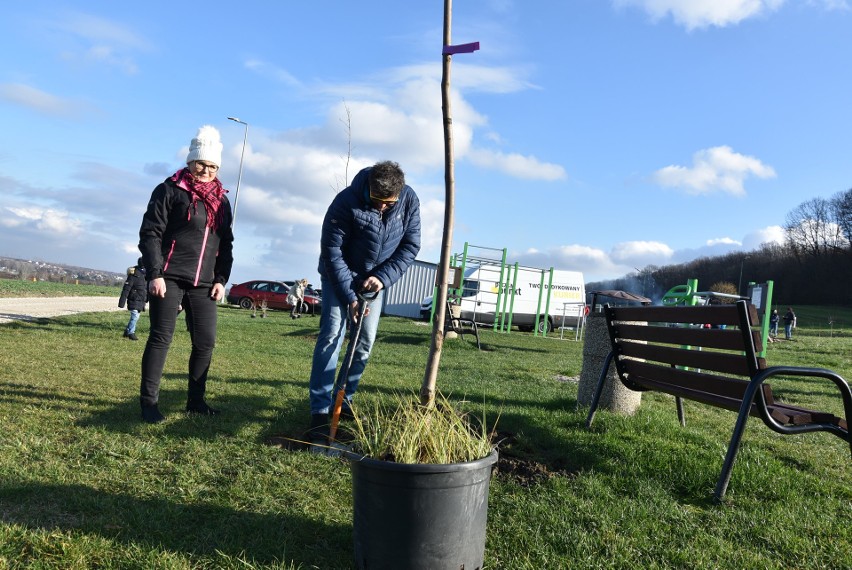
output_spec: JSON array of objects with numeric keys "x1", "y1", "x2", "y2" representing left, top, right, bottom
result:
[{"x1": 345, "y1": 391, "x2": 495, "y2": 464}]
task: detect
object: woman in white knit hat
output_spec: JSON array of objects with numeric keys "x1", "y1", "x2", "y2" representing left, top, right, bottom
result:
[{"x1": 137, "y1": 125, "x2": 235, "y2": 424}]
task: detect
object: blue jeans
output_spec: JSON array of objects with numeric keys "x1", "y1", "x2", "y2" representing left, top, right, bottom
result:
[
  {"x1": 785, "y1": 323, "x2": 793, "y2": 339},
  {"x1": 125, "y1": 309, "x2": 140, "y2": 335},
  {"x1": 308, "y1": 280, "x2": 383, "y2": 415}
]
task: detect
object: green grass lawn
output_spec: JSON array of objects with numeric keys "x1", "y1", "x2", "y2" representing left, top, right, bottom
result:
[
  {"x1": 0, "y1": 279, "x2": 121, "y2": 298},
  {"x1": 0, "y1": 298, "x2": 850, "y2": 568}
]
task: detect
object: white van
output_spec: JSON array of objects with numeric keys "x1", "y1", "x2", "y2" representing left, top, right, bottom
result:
[{"x1": 421, "y1": 266, "x2": 586, "y2": 333}]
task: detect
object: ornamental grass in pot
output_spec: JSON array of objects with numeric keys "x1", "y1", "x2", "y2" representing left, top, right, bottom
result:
[{"x1": 344, "y1": 393, "x2": 498, "y2": 570}]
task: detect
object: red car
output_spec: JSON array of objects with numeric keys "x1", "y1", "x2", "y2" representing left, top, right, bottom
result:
[{"x1": 226, "y1": 280, "x2": 321, "y2": 314}]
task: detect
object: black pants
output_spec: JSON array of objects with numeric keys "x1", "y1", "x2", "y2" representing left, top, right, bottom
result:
[{"x1": 140, "y1": 279, "x2": 218, "y2": 407}]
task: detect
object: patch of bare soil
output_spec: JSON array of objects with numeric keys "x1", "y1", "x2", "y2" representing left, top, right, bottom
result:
[
  {"x1": 492, "y1": 431, "x2": 577, "y2": 487},
  {"x1": 495, "y1": 455, "x2": 558, "y2": 487}
]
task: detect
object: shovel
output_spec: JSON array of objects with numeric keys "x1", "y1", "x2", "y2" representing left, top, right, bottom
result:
[{"x1": 328, "y1": 290, "x2": 377, "y2": 442}]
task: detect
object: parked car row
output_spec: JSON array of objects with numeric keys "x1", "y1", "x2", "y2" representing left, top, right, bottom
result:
[{"x1": 226, "y1": 280, "x2": 322, "y2": 315}]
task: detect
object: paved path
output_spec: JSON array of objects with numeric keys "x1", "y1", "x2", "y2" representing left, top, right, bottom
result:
[{"x1": 0, "y1": 296, "x2": 124, "y2": 324}]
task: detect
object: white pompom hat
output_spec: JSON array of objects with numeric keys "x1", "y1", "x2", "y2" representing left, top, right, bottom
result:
[{"x1": 186, "y1": 125, "x2": 223, "y2": 167}]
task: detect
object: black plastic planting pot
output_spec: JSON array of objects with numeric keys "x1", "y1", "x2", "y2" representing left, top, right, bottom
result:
[{"x1": 349, "y1": 449, "x2": 498, "y2": 570}]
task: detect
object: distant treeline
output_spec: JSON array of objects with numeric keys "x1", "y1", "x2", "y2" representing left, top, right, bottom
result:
[
  {"x1": 589, "y1": 189, "x2": 852, "y2": 306},
  {"x1": 0, "y1": 257, "x2": 125, "y2": 286}
]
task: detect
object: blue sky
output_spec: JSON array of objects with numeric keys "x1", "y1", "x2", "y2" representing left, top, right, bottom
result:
[{"x1": 1, "y1": 1, "x2": 850, "y2": 285}]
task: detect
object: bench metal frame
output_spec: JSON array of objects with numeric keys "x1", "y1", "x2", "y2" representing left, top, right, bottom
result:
[
  {"x1": 585, "y1": 300, "x2": 851, "y2": 500},
  {"x1": 446, "y1": 301, "x2": 481, "y2": 350}
]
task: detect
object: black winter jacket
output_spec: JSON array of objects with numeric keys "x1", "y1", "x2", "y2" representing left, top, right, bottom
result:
[
  {"x1": 138, "y1": 176, "x2": 234, "y2": 287},
  {"x1": 317, "y1": 166, "x2": 421, "y2": 305},
  {"x1": 119, "y1": 266, "x2": 148, "y2": 311}
]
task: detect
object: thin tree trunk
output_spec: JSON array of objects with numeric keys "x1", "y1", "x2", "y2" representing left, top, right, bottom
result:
[{"x1": 421, "y1": 0, "x2": 455, "y2": 408}]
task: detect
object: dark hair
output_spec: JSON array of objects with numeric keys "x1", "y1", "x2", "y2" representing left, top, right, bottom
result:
[{"x1": 369, "y1": 161, "x2": 405, "y2": 200}]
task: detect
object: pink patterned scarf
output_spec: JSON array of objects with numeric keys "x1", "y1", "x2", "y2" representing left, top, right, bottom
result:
[{"x1": 172, "y1": 168, "x2": 228, "y2": 230}]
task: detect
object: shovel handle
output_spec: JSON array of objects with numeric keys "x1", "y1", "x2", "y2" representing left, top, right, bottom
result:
[
  {"x1": 329, "y1": 388, "x2": 346, "y2": 441},
  {"x1": 350, "y1": 290, "x2": 379, "y2": 325},
  {"x1": 357, "y1": 290, "x2": 380, "y2": 304}
]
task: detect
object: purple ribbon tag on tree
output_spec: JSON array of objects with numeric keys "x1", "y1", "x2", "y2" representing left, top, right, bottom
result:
[{"x1": 442, "y1": 41, "x2": 480, "y2": 55}]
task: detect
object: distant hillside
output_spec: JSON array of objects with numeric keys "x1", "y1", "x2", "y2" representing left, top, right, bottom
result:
[{"x1": 0, "y1": 256, "x2": 126, "y2": 286}]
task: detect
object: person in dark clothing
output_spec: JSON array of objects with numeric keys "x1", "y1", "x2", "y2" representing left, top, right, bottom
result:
[
  {"x1": 307, "y1": 161, "x2": 421, "y2": 442},
  {"x1": 118, "y1": 257, "x2": 148, "y2": 340},
  {"x1": 783, "y1": 307, "x2": 796, "y2": 340},
  {"x1": 137, "y1": 125, "x2": 234, "y2": 424}
]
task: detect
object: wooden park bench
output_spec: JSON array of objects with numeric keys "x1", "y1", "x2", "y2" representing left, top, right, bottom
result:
[
  {"x1": 446, "y1": 301, "x2": 481, "y2": 350},
  {"x1": 585, "y1": 300, "x2": 851, "y2": 500}
]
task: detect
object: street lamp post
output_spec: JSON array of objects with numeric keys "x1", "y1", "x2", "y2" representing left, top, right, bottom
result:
[
  {"x1": 737, "y1": 255, "x2": 749, "y2": 296},
  {"x1": 227, "y1": 117, "x2": 248, "y2": 229},
  {"x1": 634, "y1": 267, "x2": 646, "y2": 297}
]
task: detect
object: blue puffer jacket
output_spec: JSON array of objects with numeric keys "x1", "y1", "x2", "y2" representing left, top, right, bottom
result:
[{"x1": 318, "y1": 166, "x2": 421, "y2": 304}]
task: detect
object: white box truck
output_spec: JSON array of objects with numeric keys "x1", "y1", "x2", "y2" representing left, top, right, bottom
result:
[{"x1": 420, "y1": 266, "x2": 586, "y2": 333}]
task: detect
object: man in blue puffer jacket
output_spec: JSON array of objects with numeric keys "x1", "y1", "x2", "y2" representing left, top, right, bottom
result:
[{"x1": 308, "y1": 161, "x2": 421, "y2": 441}]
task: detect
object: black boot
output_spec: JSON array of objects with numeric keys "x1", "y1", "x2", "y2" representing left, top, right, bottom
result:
[
  {"x1": 185, "y1": 399, "x2": 220, "y2": 415},
  {"x1": 307, "y1": 413, "x2": 329, "y2": 445},
  {"x1": 186, "y1": 380, "x2": 220, "y2": 415},
  {"x1": 141, "y1": 404, "x2": 165, "y2": 424}
]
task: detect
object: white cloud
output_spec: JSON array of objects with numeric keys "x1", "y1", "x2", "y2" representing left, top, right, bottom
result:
[
  {"x1": 613, "y1": 0, "x2": 786, "y2": 29},
  {"x1": 419, "y1": 199, "x2": 447, "y2": 253},
  {"x1": 0, "y1": 83, "x2": 82, "y2": 117},
  {"x1": 5, "y1": 207, "x2": 83, "y2": 235},
  {"x1": 611, "y1": 240, "x2": 675, "y2": 265},
  {"x1": 742, "y1": 225, "x2": 785, "y2": 249},
  {"x1": 54, "y1": 12, "x2": 149, "y2": 49},
  {"x1": 77, "y1": 45, "x2": 139, "y2": 75},
  {"x1": 807, "y1": 0, "x2": 850, "y2": 9},
  {"x1": 651, "y1": 146, "x2": 776, "y2": 196},
  {"x1": 240, "y1": 184, "x2": 325, "y2": 227},
  {"x1": 466, "y1": 149, "x2": 567, "y2": 181},
  {"x1": 244, "y1": 60, "x2": 303, "y2": 87},
  {"x1": 47, "y1": 11, "x2": 150, "y2": 74},
  {"x1": 387, "y1": 62, "x2": 538, "y2": 94},
  {"x1": 706, "y1": 236, "x2": 741, "y2": 247},
  {"x1": 279, "y1": 63, "x2": 560, "y2": 181},
  {"x1": 503, "y1": 231, "x2": 782, "y2": 284},
  {"x1": 512, "y1": 244, "x2": 636, "y2": 283}
]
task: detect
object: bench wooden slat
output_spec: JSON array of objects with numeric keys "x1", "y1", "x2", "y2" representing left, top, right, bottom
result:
[
  {"x1": 768, "y1": 402, "x2": 847, "y2": 428},
  {"x1": 634, "y1": 371, "x2": 842, "y2": 429},
  {"x1": 623, "y1": 360, "x2": 749, "y2": 396},
  {"x1": 617, "y1": 341, "x2": 754, "y2": 377},
  {"x1": 633, "y1": 374, "x2": 756, "y2": 414},
  {"x1": 608, "y1": 303, "x2": 757, "y2": 327},
  {"x1": 613, "y1": 323, "x2": 760, "y2": 352}
]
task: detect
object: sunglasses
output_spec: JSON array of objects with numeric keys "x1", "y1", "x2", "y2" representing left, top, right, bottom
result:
[{"x1": 369, "y1": 186, "x2": 399, "y2": 204}]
